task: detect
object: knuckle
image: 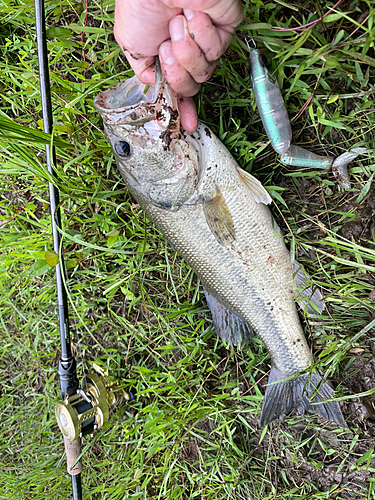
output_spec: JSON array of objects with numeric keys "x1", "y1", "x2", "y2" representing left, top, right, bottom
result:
[
  {"x1": 174, "y1": 45, "x2": 197, "y2": 67},
  {"x1": 193, "y1": 74, "x2": 210, "y2": 84}
]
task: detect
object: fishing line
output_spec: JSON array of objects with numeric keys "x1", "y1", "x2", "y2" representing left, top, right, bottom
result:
[{"x1": 57, "y1": 235, "x2": 88, "y2": 384}]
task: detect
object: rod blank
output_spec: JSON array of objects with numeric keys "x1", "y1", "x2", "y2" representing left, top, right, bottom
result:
[{"x1": 34, "y1": 1, "x2": 82, "y2": 498}]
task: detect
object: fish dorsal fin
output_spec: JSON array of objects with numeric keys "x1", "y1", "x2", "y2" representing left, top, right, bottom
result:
[
  {"x1": 293, "y1": 260, "x2": 325, "y2": 314},
  {"x1": 203, "y1": 286, "x2": 254, "y2": 346},
  {"x1": 237, "y1": 168, "x2": 272, "y2": 205},
  {"x1": 203, "y1": 188, "x2": 235, "y2": 246}
]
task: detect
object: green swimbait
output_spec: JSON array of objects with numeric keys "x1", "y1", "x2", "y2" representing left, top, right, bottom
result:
[
  {"x1": 280, "y1": 145, "x2": 334, "y2": 170},
  {"x1": 94, "y1": 68, "x2": 344, "y2": 427},
  {"x1": 249, "y1": 49, "x2": 292, "y2": 154},
  {"x1": 250, "y1": 47, "x2": 368, "y2": 189}
]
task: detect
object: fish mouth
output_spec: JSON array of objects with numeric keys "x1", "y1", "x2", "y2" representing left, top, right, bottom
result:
[
  {"x1": 93, "y1": 57, "x2": 179, "y2": 133},
  {"x1": 93, "y1": 78, "x2": 154, "y2": 112}
]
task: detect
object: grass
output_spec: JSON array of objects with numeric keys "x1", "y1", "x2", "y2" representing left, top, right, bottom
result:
[{"x1": 1, "y1": 0, "x2": 375, "y2": 498}]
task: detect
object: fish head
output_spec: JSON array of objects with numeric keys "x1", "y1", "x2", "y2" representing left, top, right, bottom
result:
[{"x1": 94, "y1": 61, "x2": 199, "y2": 211}]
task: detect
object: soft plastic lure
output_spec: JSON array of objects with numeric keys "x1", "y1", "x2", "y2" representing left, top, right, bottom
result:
[
  {"x1": 280, "y1": 145, "x2": 334, "y2": 170},
  {"x1": 249, "y1": 49, "x2": 292, "y2": 154},
  {"x1": 332, "y1": 148, "x2": 368, "y2": 190},
  {"x1": 249, "y1": 44, "x2": 367, "y2": 189}
]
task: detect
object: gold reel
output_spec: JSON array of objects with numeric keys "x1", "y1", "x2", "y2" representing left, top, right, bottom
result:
[{"x1": 55, "y1": 364, "x2": 126, "y2": 442}]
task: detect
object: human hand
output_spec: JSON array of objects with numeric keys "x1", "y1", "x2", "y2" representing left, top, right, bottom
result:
[{"x1": 114, "y1": 0, "x2": 243, "y2": 131}]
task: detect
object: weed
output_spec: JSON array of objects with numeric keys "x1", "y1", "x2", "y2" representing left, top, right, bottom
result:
[{"x1": 1, "y1": 0, "x2": 375, "y2": 499}]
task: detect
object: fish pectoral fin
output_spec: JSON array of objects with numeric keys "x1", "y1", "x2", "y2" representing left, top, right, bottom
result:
[
  {"x1": 203, "y1": 286, "x2": 253, "y2": 346},
  {"x1": 237, "y1": 168, "x2": 272, "y2": 205},
  {"x1": 293, "y1": 260, "x2": 325, "y2": 314},
  {"x1": 260, "y1": 367, "x2": 345, "y2": 427},
  {"x1": 203, "y1": 188, "x2": 235, "y2": 246}
]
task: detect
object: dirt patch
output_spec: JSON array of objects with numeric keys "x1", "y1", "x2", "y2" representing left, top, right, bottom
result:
[
  {"x1": 340, "y1": 185, "x2": 375, "y2": 246},
  {"x1": 343, "y1": 355, "x2": 375, "y2": 429},
  {"x1": 183, "y1": 418, "x2": 218, "y2": 466}
]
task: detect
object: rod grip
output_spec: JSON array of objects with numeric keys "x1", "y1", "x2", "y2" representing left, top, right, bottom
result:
[{"x1": 64, "y1": 438, "x2": 83, "y2": 476}]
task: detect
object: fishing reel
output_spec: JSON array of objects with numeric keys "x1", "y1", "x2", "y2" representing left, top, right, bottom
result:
[{"x1": 55, "y1": 364, "x2": 130, "y2": 442}]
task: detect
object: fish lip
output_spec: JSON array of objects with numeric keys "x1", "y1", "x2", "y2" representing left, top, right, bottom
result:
[
  {"x1": 94, "y1": 57, "x2": 168, "y2": 107},
  {"x1": 152, "y1": 56, "x2": 163, "y2": 103},
  {"x1": 94, "y1": 83, "x2": 158, "y2": 128},
  {"x1": 93, "y1": 57, "x2": 162, "y2": 114},
  {"x1": 94, "y1": 59, "x2": 180, "y2": 134}
]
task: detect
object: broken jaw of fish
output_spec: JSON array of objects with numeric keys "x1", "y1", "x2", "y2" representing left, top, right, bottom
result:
[{"x1": 93, "y1": 57, "x2": 180, "y2": 141}]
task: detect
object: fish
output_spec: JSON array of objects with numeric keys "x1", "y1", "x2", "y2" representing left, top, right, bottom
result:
[{"x1": 94, "y1": 61, "x2": 345, "y2": 427}]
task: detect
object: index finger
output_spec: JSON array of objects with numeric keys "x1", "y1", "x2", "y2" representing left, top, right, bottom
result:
[{"x1": 124, "y1": 51, "x2": 156, "y2": 85}]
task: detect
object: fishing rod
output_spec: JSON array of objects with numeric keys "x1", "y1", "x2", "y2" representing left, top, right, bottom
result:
[
  {"x1": 34, "y1": 1, "x2": 83, "y2": 497},
  {"x1": 34, "y1": 2, "x2": 127, "y2": 498}
]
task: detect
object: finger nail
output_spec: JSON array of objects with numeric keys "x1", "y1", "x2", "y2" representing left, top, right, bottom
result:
[
  {"x1": 159, "y1": 42, "x2": 176, "y2": 66},
  {"x1": 170, "y1": 16, "x2": 186, "y2": 42},
  {"x1": 183, "y1": 9, "x2": 195, "y2": 21}
]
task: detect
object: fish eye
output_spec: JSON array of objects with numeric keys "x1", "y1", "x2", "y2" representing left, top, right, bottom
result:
[{"x1": 115, "y1": 141, "x2": 131, "y2": 157}]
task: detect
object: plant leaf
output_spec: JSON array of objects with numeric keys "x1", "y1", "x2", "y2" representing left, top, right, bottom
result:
[{"x1": 45, "y1": 251, "x2": 59, "y2": 267}]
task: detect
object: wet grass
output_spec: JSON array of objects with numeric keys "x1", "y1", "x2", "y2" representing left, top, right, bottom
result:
[{"x1": 1, "y1": 0, "x2": 375, "y2": 498}]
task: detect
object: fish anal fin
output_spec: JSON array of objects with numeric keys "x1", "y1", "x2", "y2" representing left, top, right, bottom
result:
[
  {"x1": 237, "y1": 168, "x2": 272, "y2": 205},
  {"x1": 203, "y1": 287, "x2": 253, "y2": 346},
  {"x1": 260, "y1": 367, "x2": 345, "y2": 427},
  {"x1": 293, "y1": 260, "x2": 325, "y2": 314},
  {"x1": 203, "y1": 188, "x2": 235, "y2": 246}
]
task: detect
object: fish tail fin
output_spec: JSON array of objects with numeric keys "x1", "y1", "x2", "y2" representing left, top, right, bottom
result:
[{"x1": 260, "y1": 367, "x2": 345, "y2": 427}]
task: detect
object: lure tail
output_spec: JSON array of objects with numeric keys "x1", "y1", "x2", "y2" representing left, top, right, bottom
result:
[{"x1": 260, "y1": 367, "x2": 345, "y2": 427}]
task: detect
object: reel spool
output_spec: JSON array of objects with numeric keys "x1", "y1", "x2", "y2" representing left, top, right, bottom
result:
[{"x1": 55, "y1": 364, "x2": 128, "y2": 442}]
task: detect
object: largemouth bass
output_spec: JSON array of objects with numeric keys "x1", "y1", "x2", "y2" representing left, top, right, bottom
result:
[{"x1": 94, "y1": 63, "x2": 344, "y2": 427}]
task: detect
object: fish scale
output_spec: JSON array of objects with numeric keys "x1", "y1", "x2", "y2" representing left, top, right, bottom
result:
[
  {"x1": 133, "y1": 124, "x2": 312, "y2": 376},
  {"x1": 94, "y1": 72, "x2": 345, "y2": 427}
]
